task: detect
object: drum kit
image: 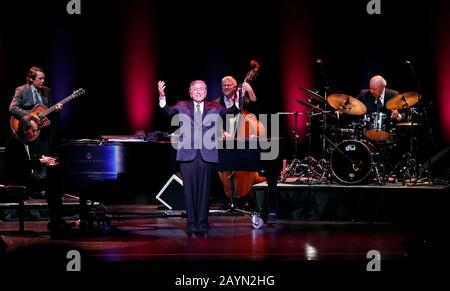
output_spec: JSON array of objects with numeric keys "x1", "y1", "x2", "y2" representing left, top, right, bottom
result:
[{"x1": 279, "y1": 89, "x2": 429, "y2": 185}]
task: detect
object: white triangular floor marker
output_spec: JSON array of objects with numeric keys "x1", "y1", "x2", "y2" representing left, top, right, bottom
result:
[{"x1": 155, "y1": 174, "x2": 183, "y2": 210}]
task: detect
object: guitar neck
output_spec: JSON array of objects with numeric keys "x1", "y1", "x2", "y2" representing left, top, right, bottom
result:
[{"x1": 42, "y1": 94, "x2": 76, "y2": 116}]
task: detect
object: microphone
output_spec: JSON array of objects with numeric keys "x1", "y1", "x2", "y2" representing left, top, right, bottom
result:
[
  {"x1": 404, "y1": 60, "x2": 412, "y2": 66},
  {"x1": 316, "y1": 58, "x2": 323, "y2": 64}
]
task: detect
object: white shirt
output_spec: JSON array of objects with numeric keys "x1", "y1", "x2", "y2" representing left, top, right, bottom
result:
[
  {"x1": 24, "y1": 144, "x2": 31, "y2": 160},
  {"x1": 159, "y1": 97, "x2": 166, "y2": 108}
]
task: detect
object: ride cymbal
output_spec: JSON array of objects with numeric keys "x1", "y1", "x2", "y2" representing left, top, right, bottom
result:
[{"x1": 386, "y1": 92, "x2": 419, "y2": 110}]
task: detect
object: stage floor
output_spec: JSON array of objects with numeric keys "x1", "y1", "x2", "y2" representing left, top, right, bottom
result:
[
  {"x1": 1, "y1": 184, "x2": 447, "y2": 278},
  {"x1": 1, "y1": 209, "x2": 407, "y2": 272}
]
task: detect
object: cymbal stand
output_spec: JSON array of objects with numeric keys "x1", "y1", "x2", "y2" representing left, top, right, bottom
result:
[
  {"x1": 317, "y1": 61, "x2": 333, "y2": 183},
  {"x1": 295, "y1": 111, "x2": 327, "y2": 184},
  {"x1": 278, "y1": 111, "x2": 326, "y2": 183},
  {"x1": 398, "y1": 105, "x2": 433, "y2": 185},
  {"x1": 279, "y1": 112, "x2": 301, "y2": 182}
]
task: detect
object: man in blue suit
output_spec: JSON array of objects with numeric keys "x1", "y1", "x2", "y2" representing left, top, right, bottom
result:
[{"x1": 158, "y1": 80, "x2": 237, "y2": 237}]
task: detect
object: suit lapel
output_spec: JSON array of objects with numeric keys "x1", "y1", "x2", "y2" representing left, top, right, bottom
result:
[
  {"x1": 187, "y1": 100, "x2": 194, "y2": 117},
  {"x1": 40, "y1": 88, "x2": 50, "y2": 105},
  {"x1": 202, "y1": 102, "x2": 208, "y2": 118},
  {"x1": 25, "y1": 85, "x2": 34, "y2": 104}
]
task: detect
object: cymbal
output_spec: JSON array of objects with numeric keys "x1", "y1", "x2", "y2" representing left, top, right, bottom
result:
[
  {"x1": 299, "y1": 87, "x2": 326, "y2": 103},
  {"x1": 386, "y1": 92, "x2": 419, "y2": 110},
  {"x1": 296, "y1": 99, "x2": 324, "y2": 112},
  {"x1": 327, "y1": 94, "x2": 367, "y2": 115},
  {"x1": 396, "y1": 122, "x2": 420, "y2": 126}
]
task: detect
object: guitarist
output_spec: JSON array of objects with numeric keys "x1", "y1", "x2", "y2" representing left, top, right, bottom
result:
[
  {"x1": 9, "y1": 66, "x2": 63, "y2": 191},
  {"x1": 10, "y1": 66, "x2": 63, "y2": 120}
]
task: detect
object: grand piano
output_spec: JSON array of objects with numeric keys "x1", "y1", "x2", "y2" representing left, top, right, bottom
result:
[{"x1": 60, "y1": 136, "x2": 281, "y2": 205}]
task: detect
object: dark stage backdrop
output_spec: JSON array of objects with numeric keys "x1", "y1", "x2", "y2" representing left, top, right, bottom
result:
[{"x1": 0, "y1": 0, "x2": 447, "y2": 156}]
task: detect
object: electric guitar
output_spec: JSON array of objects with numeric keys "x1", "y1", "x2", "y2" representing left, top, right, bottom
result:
[{"x1": 10, "y1": 88, "x2": 85, "y2": 133}]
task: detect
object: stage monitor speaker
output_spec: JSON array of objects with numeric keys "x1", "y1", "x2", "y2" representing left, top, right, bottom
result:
[{"x1": 155, "y1": 174, "x2": 185, "y2": 210}]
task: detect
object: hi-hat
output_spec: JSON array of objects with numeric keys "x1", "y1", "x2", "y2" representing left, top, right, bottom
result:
[
  {"x1": 396, "y1": 122, "x2": 420, "y2": 126},
  {"x1": 386, "y1": 92, "x2": 419, "y2": 110},
  {"x1": 327, "y1": 94, "x2": 367, "y2": 115}
]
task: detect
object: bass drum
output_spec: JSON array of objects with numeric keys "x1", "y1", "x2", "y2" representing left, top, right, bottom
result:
[{"x1": 331, "y1": 140, "x2": 375, "y2": 184}]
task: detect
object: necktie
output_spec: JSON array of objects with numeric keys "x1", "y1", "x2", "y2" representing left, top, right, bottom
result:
[
  {"x1": 226, "y1": 97, "x2": 234, "y2": 108},
  {"x1": 195, "y1": 104, "x2": 202, "y2": 124},
  {"x1": 376, "y1": 98, "x2": 383, "y2": 110},
  {"x1": 194, "y1": 103, "x2": 202, "y2": 148},
  {"x1": 33, "y1": 90, "x2": 42, "y2": 104}
]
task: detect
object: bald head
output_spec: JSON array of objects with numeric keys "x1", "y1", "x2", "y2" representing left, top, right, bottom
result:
[
  {"x1": 369, "y1": 75, "x2": 387, "y2": 98},
  {"x1": 370, "y1": 75, "x2": 386, "y2": 87}
]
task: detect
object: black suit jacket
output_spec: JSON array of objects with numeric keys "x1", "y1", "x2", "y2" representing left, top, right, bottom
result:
[
  {"x1": 4, "y1": 135, "x2": 43, "y2": 186},
  {"x1": 357, "y1": 88, "x2": 399, "y2": 115},
  {"x1": 212, "y1": 96, "x2": 228, "y2": 108}
]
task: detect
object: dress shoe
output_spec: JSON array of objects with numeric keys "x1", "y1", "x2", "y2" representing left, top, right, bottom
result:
[{"x1": 186, "y1": 222, "x2": 200, "y2": 236}]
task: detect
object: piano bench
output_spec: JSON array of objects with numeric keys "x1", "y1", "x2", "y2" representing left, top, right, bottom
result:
[{"x1": 0, "y1": 185, "x2": 28, "y2": 233}]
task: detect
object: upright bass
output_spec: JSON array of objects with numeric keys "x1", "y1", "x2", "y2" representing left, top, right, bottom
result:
[
  {"x1": 220, "y1": 60, "x2": 266, "y2": 201},
  {"x1": 234, "y1": 60, "x2": 266, "y2": 139}
]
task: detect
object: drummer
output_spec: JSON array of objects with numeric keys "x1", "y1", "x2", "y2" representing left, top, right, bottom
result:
[{"x1": 357, "y1": 75, "x2": 403, "y2": 121}]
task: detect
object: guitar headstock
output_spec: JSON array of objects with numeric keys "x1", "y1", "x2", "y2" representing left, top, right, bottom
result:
[
  {"x1": 73, "y1": 88, "x2": 86, "y2": 98},
  {"x1": 245, "y1": 60, "x2": 260, "y2": 82}
]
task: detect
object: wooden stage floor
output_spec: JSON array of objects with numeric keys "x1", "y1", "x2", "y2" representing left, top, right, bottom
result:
[
  {"x1": 0, "y1": 204, "x2": 412, "y2": 275},
  {"x1": 1, "y1": 183, "x2": 448, "y2": 283}
]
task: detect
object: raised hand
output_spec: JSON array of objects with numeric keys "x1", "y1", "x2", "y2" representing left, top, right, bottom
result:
[{"x1": 158, "y1": 80, "x2": 166, "y2": 98}]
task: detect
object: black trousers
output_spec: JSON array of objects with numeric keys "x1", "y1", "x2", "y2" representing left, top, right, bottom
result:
[
  {"x1": 27, "y1": 165, "x2": 64, "y2": 222},
  {"x1": 179, "y1": 152, "x2": 215, "y2": 232}
]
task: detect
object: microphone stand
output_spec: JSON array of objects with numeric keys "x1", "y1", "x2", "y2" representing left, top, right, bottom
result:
[
  {"x1": 402, "y1": 62, "x2": 433, "y2": 185},
  {"x1": 317, "y1": 59, "x2": 332, "y2": 183},
  {"x1": 317, "y1": 59, "x2": 330, "y2": 156}
]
